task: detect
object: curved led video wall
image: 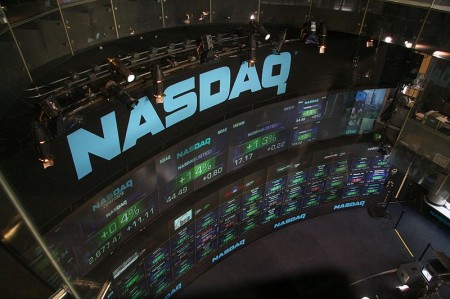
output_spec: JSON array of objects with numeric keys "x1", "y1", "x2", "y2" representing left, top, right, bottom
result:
[{"x1": 34, "y1": 87, "x2": 392, "y2": 298}]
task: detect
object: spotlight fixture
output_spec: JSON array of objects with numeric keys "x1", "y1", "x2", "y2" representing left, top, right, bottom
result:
[
  {"x1": 32, "y1": 121, "x2": 54, "y2": 169},
  {"x1": 198, "y1": 34, "x2": 219, "y2": 63},
  {"x1": 249, "y1": 18, "x2": 270, "y2": 41},
  {"x1": 273, "y1": 29, "x2": 287, "y2": 54},
  {"x1": 0, "y1": 5, "x2": 7, "y2": 25},
  {"x1": 151, "y1": 64, "x2": 165, "y2": 104},
  {"x1": 39, "y1": 95, "x2": 61, "y2": 119},
  {"x1": 305, "y1": 21, "x2": 319, "y2": 45},
  {"x1": 105, "y1": 80, "x2": 138, "y2": 110},
  {"x1": 107, "y1": 57, "x2": 135, "y2": 83},
  {"x1": 183, "y1": 13, "x2": 192, "y2": 24},
  {"x1": 198, "y1": 11, "x2": 209, "y2": 21},
  {"x1": 202, "y1": 34, "x2": 214, "y2": 51},
  {"x1": 248, "y1": 34, "x2": 257, "y2": 67},
  {"x1": 318, "y1": 22, "x2": 327, "y2": 54},
  {"x1": 166, "y1": 56, "x2": 178, "y2": 67}
]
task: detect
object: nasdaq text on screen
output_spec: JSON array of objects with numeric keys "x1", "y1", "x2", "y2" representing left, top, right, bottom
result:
[{"x1": 68, "y1": 53, "x2": 291, "y2": 179}]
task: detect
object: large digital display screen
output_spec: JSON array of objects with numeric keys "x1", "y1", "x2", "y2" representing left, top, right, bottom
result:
[
  {"x1": 106, "y1": 151, "x2": 387, "y2": 298},
  {"x1": 40, "y1": 88, "x2": 391, "y2": 298}
]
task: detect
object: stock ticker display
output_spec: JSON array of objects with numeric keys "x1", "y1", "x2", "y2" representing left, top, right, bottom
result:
[{"x1": 43, "y1": 88, "x2": 391, "y2": 298}]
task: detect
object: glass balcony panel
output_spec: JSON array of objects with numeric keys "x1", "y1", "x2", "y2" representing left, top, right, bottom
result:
[
  {"x1": 61, "y1": 0, "x2": 117, "y2": 52},
  {"x1": 163, "y1": 0, "x2": 210, "y2": 28},
  {"x1": 113, "y1": 0, "x2": 163, "y2": 38},
  {"x1": 211, "y1": 0, "x2": 259, "y2": 23}
]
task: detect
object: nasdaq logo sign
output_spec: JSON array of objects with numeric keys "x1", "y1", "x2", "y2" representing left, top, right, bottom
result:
[
  {"x1": 212, "y1": 239, "x2": 246, "y2": 263},
  {"x1": 273, "y1": 213, "x2": 306, "y2": 229},
  {"x1": 67, "y1": 52, "x2": 292, "y2": 179},
  {"x1": 92, "y1": 179, "x2": 133, "y2": 212},
  {"x1": 164, "y1": 283, "x2": 182, "y2": 299},
  {"x1": 333, "y1": 201, "x2": 365, "y2": 210}
]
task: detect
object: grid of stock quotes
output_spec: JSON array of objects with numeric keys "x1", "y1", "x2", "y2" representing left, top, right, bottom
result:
[
  {"x1": 106, "y1": 148, "x2": 390, "y2": 298},
  {"x1": 42, "y1": 88, "x2": 391, "y2": 297}
]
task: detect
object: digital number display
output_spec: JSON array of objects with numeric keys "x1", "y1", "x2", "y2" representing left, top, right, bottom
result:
[
  {"x1": 219, "y1": 213, "x2": 240, "y2": 233},
  {"x1": 218, "y1": 227, "x2": 239, "y2": 247},
  {"x1": 285, "y1": 184, "x2": 305, "y2": 201},
  {"x1": 362, "y1": 183, "x2": 383, "y2": 196},
  {"x1": 173, "y1": 255, "x2": 195, "y2": 279},
  {"x1": 41, "y1": 88, "x2": 391, "y2": 287},
  {"x1": 241, "y1": 202, "x2": 262, "y2": 221},
  {"x1": 326, "y1": 175, "x2": 346, "y2": 190},
  {"x1": 296, "y1": 97, "x2": 326, "y2": 123},
  {"x1": 372, "y1": 156, "x2": 390, "y2": 169},
  {"x1": 170, "y1": 223, "x2": 195, "y2": 266},
  {"x1": 145, "y1": 243, "x2": 171, "y2": 272},
  {"x1": 261, "y1": 207, "x2": 282, "y2": 224},
  {"x1": 309, "y1": 164, "x2": 330, "y2": 180},
  {"x1": 305, "y1": 179, "x2": 326, "y2": 194},
  {"x1": 282, "y1": 199, "x2": 303, "y2": 215},
  {"x1": 342, "y1": 186, "x2": 361, "y2": 199},
  {"x1": 229, "y1": 130, "x2": 289, "y2": 172},
  {"x1": 330, "y1": 160, "x2": 349, "y2": 175},
  {"x1": 302, "y1": 194, "x2": 322, "y2": 209},
  {"x1": 196, "y1": 240, "x2": 218, "y2": 262},
  {"x1": 239, "y1": 217, "x2": 260, "y2": 234},
  {"x1": 322, "y1": 189, "x2": 343, "y2": 203},
  {"x1": 150, "y1": 277, "x2": 172, "y2": 298},
  {"x1": 114, "y1": 256, "x2": 147, "y2": 298},
  {"x1": 287, "y1": 169, "x2": 308, "y2": 187},
  {"x1": 291, "y1": 124, "x2": 319, "y2": 146},
  {"x1": 351, "y1": 157, "x2": 372, "y2": 171},
  {"x1": 265, "y1": 178, "x2": 287, "y2": 197},
  {"x1": 101, "y1": 147, "x2": 389, "y2": 299},
  {"x1": 347, "y1": 171, "x2": 366, "y2": 185},
  {"x1": 366, "y1": 169, "x2": 389, "y2": 183}
]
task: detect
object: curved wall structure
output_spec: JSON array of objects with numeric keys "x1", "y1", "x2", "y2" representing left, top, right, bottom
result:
[{"x1": 0, "y1": 23, "x2": 420, "y2": 298}]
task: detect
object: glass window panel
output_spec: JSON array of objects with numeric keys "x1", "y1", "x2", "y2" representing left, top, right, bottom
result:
[
  {"x1": 434, "y1": 0, "x2": 450, "y2": 10},
  {"x1": 12, "y1": 12, "x2": 71, "y2": 71},
  {"x1": 114, "y1": 0, "x2": 163, "y2": 38},
  {"x1": 310, "y1": 0, "x2": 367, "y2": 34},
  {"x1": 0, "y1": 177, "x2": 62, "y2": 290},
  {"x1": 211, "y1": 0, "x2": 259, "y2": 23},
  {"x1": 363, "y1": 1, "x2": 431, "y2": 48},
  {"x1": 261, "y1": 0, "x2": 311, "y2": 27},
  {"x1": 0, "y1": 9, "x2": 7, "y2": 33},
  {"x1": 0, "y1": 1, "x2": 58, "y2": 24},
  {"x1": 416, "y1": 10, "x2": 450, "y2": 53},
  {"x1": 163, "y1": 0, "x2": 210, "y2": 28},
  {"x1": 61, "y1": 0, "x2": 117, "y2": 52},
  {"x1": 0, "y1": 30, "x2": 31, "y2": 120}
]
